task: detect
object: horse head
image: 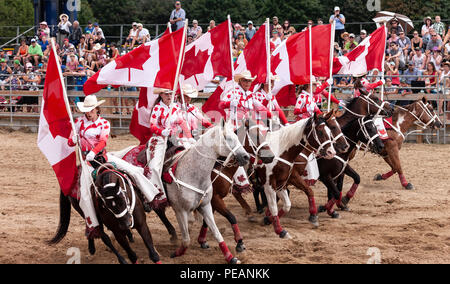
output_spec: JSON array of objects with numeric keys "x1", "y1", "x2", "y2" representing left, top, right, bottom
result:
[
  {"x1": 323, "y1": 109, "x2": 350, "y2": 154},
  {"x1": 95, "y1": 169, "x2": 134, "y2": 231},
  {"x1": 348, "y1": 95, "x2": 393, "y2": 117},
  {"x1": 238, "y1": 119, "x2": 275, "y2": 164},
  {"x1": 304, "y1": 112, "x2": 336, "y2": 160},
  {"x1": 218, "y1": 119, "x2": 250, "y2": 167},
  {"x1": 357, "y1": 116, "x2": 384, "y2": 155},
  {"x1": 413, "y1": 97, "x2": 443, "y2": 130}
]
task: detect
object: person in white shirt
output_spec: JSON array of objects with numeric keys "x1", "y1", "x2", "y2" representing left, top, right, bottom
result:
[
  {"x1": 136, "y1": 23, "x2": 150, "y2": 46},
  {"x1": 57, "y1": 14, "x2": 72, "y2": 46},
  {"x1": 270, "y1": 29, "x2": 282, "y2": 48},
  {"x1": 126, "y1": 22, "x2": 139, "y2": 49}
]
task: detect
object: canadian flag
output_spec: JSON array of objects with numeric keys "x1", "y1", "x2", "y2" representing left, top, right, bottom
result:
[
  {"x1": 83, "y1": 27, "x2": 186, "y2": 95},
  {"x1": 129, "y1": 87, "x2": 159, "y2": 145},
  {"x1": 333, "y1": 26, "x2": 387, "y2": 75},
  {"x1": 37, "y1": 44, "x2": 78, "y2": 197},
  {"x1": 179, "y1": 19, "x2": 233, "y2": 91},
  {"x1": 272, "y1": 24, "x2": 333, "y2": 105}
]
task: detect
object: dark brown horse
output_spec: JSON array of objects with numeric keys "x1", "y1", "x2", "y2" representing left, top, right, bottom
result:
[
  {"x1": 49, "y1": 165, "x2": 161, "y2": 264},
  {"x1": 374, "y1": 97, "x2": 443, "y2": 189}
]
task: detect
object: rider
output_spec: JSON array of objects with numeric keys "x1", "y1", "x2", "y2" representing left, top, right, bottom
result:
[
  {"x1": 353, "y1": 72, "x2": 389, "y2": 140},
  {"x1": 68, "y1": 95, "x2": 160, "y2": 239},
  {"x1": 254, "y1": 73, "x2": 289, "y2": 127}
]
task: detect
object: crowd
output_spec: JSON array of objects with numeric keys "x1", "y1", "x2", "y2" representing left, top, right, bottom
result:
[{"x1": 1, "y1": 1, "x2": 450, "y2": 113}]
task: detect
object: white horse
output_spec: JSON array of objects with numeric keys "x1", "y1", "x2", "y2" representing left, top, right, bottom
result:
[{"x1": 165, "y1": 119, "x2": 249, "y2": 264}]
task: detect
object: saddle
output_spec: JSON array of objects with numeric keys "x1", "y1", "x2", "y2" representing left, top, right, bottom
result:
[{"x1": 162, "y1": 146, "x2": 186, "y2": 184}]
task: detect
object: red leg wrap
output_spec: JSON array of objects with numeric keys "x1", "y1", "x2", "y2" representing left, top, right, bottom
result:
[
  {"x1": 337, "y1": 191, "x2": 343, "y2": 207},
  {"x1": 219, "y1": 241, "x2": 234, "y2": 263},
  {"x1": 346, "y1": 183, "x2": 359, "y2": 199},
  {"x1": 197, "y1": 226, "x2": 208, "y2": 244},
  {"x1": 265, "y1": 208, "x2": 274, "y2": 223},
  {"x1": 399, "y1": 174, "x2": 408, "y2": 187},
  {"x1": 174, "y1": 245, "x2": 187, "y2": 257},
  {"x1": 231, "y1": 224, "x2": 243, "y2": 243},
  {"x1": 325, "y1": 198, "x2": 337, "y2": 215},
  {"x1": 382, "y1": 171, "x2": 394, "y2": 180},
  {"x1": 278, "y1": 209, "x2": 286, "y2": 218},
  {"x1": 308, "y1": 197, "x2": 317, "y2": 215},
  {"x1": 272, "y1": 216, "x2": 284, "y2": 235}
]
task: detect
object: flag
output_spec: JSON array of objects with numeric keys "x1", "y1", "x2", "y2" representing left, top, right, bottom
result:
[
  {"x1": 179, "y1": 20, "x2": 233, "y2": 91},
  {"x1": 84, "y1": 27, "x2": 186, "y2": 95},
  {"x1": 37, "y1": 45, "x2": 77, "y2": 197},
  {"x1": 333, "y1": 26, "x2": 387, "y2": 75},
  {"x1": 272, "y1": 24, "x2": 333, "y2": 105},
  {"x1": 129, "y1": 87, "x2": 159, "y2": 145},
  {"x1": 234, "y1": 22, "x2": 270, "y2": 84}
]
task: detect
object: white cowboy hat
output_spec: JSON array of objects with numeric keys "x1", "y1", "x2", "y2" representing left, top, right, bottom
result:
[
  {"x1": 182, "y1": 84, "x2": 198, "y2": 98},
  {"x1": 77, "y1": 95, "x2": 105, "y2": 113},
  {"x1": 234, "y1": 70, "x2": 256, "y2": 83},
  {"x1": 154, "y1": 88, "x2": 172, "y2": 95},
  {"x1": 93, "y1": 43, "x2": 102, "y2": 51},
  {"x1": 60, "y1": 14, "x2": 69, "y2": 20}
]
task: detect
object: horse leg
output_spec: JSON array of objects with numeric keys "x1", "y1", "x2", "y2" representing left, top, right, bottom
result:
[
  {"x1": 264, "y1": 185, "x2": 290, "y2": 239},
  {"x1": 154, "y1": 207, "x2": 178, "y2": 243},
  {"x1": 335, "y1": 175, "x2": 349, "y2": 211},
  {"x1": 212, "y1": 194, "x2": 246, "y2": 253},
  {"x1": 112, "y1": 230, "x2": 138, "y2": 264},
  {"x1": 388, "y1": 146, "x2": 413, "y2": 190},
  {"x1": 197, "y1": 202, "x2": 240, "y2": 264},
  {"x1": 374, "y1": 155, "x2": 396, "y2": 181},
  {"x1": 170, "y1": 209, "x2": 190, "y2": 258},
  {"x1": 197, "y1": 219, "x2": 210, "y2": 249},
  {"x1": 126, "y1": 230, "x2": 135, "y2": 243},
  {"x1": 135, "y1": 218, "x2": 161, "y2": 264},
  {"x1": 289, "y1": 169, "x2": 319, "y2": 227},
  {"x1": 100, "y1": 231, "x2": 128, "y2": 264},
  {"x1": 318, "y1": 176, "x2": 340, "y2": 219},
  {"x1": 232, "y1": 192, "x2": 257, "y2": 222},
  {"x1": 341, "y1": 165, "x2": 361, "y2": 207}
]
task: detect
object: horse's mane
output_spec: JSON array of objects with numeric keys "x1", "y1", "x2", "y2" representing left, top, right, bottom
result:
[{"x1": 266, "y1": 118, "x2": 309, "y2": 155}]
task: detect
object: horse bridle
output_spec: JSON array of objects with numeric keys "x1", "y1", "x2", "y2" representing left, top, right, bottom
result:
[
  {"x1": 94, "y1": 165, "x2": 136, "y2": 228},
  {"x1": 341, "y1": 95, "x2": 390, "y2": 118},
  {"x1": 244, "y1": 124, "x2": 270, "y2": 166},
  {"x1": 302, "y1": 119, "x2": 334, "y2": 157},
  {"x1": 356, "y1": 117, "x2": 380, "y2": 150},
  {"x1": 396, "y1": 101, "x2": 440, "y2": 130}
]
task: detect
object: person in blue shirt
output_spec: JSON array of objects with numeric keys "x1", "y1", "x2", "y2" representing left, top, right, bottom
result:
[
  {"x1": 170, "y1": 1, "x2": 186, "y2": 31},
  {"x1": 85, "y1": 21, "x2": 95, "y2": 35},
  {"x1": 329, "y1": 6, "x2": 346, "y2": 47}
]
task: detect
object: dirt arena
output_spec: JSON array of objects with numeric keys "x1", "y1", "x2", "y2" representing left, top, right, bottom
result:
[{"x1": 1, "y1": 129, "x2": 449, "y2": 264}]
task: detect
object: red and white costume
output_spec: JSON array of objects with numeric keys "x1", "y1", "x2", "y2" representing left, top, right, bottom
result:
[
  {"x1": 354, "y1": 78, "x2": 383, "y2": 97},
  {"x1": 219, "y1": 85, "x2": 272, "y2": 126},
  {"x1": 254, "y1": 89, "x2": 288, "y2": 125},
  {"x1": 177, "y1": 102, "x2": 213, "y2": 134},
  {"x1": 68, "y1": 116, "x2": 160, "y2": 230},
  {"x1": 313, "y1": 81, "x2": 340, "y2": 107},
  {"x1": 294, "y1": 90, "x2": 322, "y2": 120}
]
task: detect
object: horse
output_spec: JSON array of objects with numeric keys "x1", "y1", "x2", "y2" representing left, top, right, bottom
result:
[
  {"x1": 252, "y1": 111, "x2": 344, "y2": 238},
  {"x1": 164, "y1": 119, "x2": 250, "y2": 264},
  {"x1": 316, "y1": 116, "x2": 385, "y2": 215},
  {"x1": 374, "y1": 97, "x2": 443, "y2": 190},
  {"x1": 48, "y1": 164, "x2": 161, "y2": 264},
  {"x1": 282, "y1": 93, "x2": 394, "y2": 223},
  {"x1": 196, "y1": 119, "x2": 275, "y2": 253}
]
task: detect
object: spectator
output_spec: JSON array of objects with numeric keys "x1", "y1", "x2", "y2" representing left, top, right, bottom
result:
[
  {"x1": 422, "y1": 62, "x2": 438, "y2": 93},
  {"x1": 109, "y1": 43, "x2": 120, "y2": 62},
  {"x1": 285, "y1": 26, "x2": 296, "y2": 39},
  {"x1": 344, "y1": 33, "x2": 358, "y2": 52},
  {"x1": 340, "y1": 32, "x2": 350, "y2": 53},
  {"x1": 356, "y1": 29, "x2": 367, "y2": 44},
  {"x1": 421, "y1": 16, "x2": 433, "y2": 46},
  {"x1": 270, "y1": 29, "x2": 282, "y2": 48},
  {"x1": 411, "y1": 30, "x2": 423, "y2": 51},
  {"x1": 9, "y1": 60, "x2": 23, "y2": 93},
  {"x1": 389, "y1": 19, "x2": 404, "y2": 35},
  {"x1": 125, "y1": 22, "x2": 138, "y2": 50},
  {"x1": 317, "y1": 18, "x2": 324, "y2": 25},
  {"x1": 0, "y1": 48, "x2": 9, "y2": 63},
  {"x1": 170, "y1": 1, "x2": 186, "y2": 31},
  {"x1": 38, "y1": 35, "x2": 49, "y2": 52},
  {"x1": 27, "y1": 39, "x2": 43, "y2": 66},
  {"x1": 94, "y1": 30, "x2": 106, "y2": 48},
  {"x1": 188, "y1": 20, "x2": 202, "y2": 40},
  {"x1": 429, "y1": 47, "x2": 442, "y2": 71},
  {"x1": 426, "y1": 32, "x2": 443, "y2": 51},
  {"x1": 208, "y1": 20, "x2": 216, "y2": 32},
  {"x1": 387, "y1": 42, "x2": 404, "y2": 69},
  {"x1": 57, "y1": 13, "x2": 72, "y2": 46},
  {"x1": 84, "y1": 37, "x2": 96, "y2": 57},
  {"x1": 329, "y1": 6, "x2": 346, "y2": 46},
  {"x1": 271, "y1": 16, "x2": 279, "y2": 36},
  {"x1": 187, "y1": 34, "x2": 194, "y2": 45},
  {"x1": 15, "y1": 39, "x2": 29, "y2": 65},
  {"x1": 135, "y1": 23, "x2": 150, "y2": 46},
  {"x1": 69, "y1": 21, "x2": 83, "y2": 47},
  {"x1": 400, "y1": 62, "x2": 420, "y2": 95},
  {"x1": 276, "y1": 25, "x2": 285, "y2": 41},
  {"x1": 93, "y1": 23, "x2": 105, "y2": 39},
  {"x1": 235, "y1": 32, "x2": 248, "y2": 48},
  {"x1": 0, "y1": 58, "x2": 12, "y2": 91},
  {"x1": 233, "y1": 23, "x2": 242, "y2": 39},
  {"x1": 439, "y1": 61, "x2": 450, "y2": 94},
  {"x1": 85, "y1": 21, "x2": 95, "y2": 34},
  {"x1": 410, "y1": 47, "x2": 426, "y2": 71},
  {"x1": 398, "y1": 31, "x2": 411, "y2": 59},
  {"x1": 63, "y1": 54, "x2": 79, "y2": 76},
  {"x1": 77, "y1": 36, "x2": 87, "y2": 58},
  {"x1": 443, "y1": 26, "x2": 450, "y2": 46},
  {"x1": 93, "y1": 44, "x2": 107, "y2": 69},
  {"x1": 432, "y1": 16, "x2": 446, "y2": 38},
  {"x1": 385, "y1": 61, "x2": 400, "y2": 85},
  {"x1": 387, "y1": 29, "x2": 399, "y2": 50},
  {"x1": 245, "y1": 21, "x2": 256, "y2": 41},
  {"x1": 37, "y1": 21, "x2": 50, "y2": 39},
  {"x1": 282, "y1": 20, "x2": 291, "y2": 33},
  {"x1": 60, "y1": 38, "x2": 72, "y2": 62},
  {"x1": 384, "y1": 77, "x2": 399, "y2": 95}
]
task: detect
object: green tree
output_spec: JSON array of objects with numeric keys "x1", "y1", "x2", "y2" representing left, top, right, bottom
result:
[
  {"x1": 78, "y1": 0, "x2": 97, "y2": 25},
  {"x1": 0, "y1": 0, "x2": 34, "y2": 44}
]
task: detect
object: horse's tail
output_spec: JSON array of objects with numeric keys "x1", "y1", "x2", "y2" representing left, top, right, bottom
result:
[{"x1": 48, "y1": 191, "x2": 72, "y2": 245}]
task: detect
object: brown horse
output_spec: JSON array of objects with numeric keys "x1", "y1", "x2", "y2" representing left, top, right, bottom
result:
[
  {"x1": 374, "y1": 97, "x2": 443, "y2": 189},
  {"x1": 196, "y1": 119, "x2": 275, "y2": 253},
  {"x1": 49, "y1": 165, "x2": 161, "y2": 264}
]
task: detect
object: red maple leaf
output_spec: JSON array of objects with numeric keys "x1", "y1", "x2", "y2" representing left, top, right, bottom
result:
[
  {"x1": 271, "y1": 53, "x2": 282, "y2": 76},
  {"x1": 115, "y1": 44, "x2": 151, "y2": 81},
  {"x1": 181, "y1": 47, "x2": 210, "y2": 85},
  {"x1": 346, "y1": 45, "x2": 366, "y2": 63},
  {"x1": 237, "y1": 175, "x2": 247, "y2": 183}
]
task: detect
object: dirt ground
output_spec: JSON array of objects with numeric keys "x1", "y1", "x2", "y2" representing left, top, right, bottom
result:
[{"x1": 1, "y1": 130, "x2": 449, "y2": 264}]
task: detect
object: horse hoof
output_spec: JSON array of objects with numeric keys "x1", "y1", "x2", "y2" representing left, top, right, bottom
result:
[
  {"x1": 200, "y1": 242, "x2": 210, "y2": 249},
  {"x1": 247, "y1": 215, "x2": 258, "y2": 223},
  {"x1": 308, "y1": 215, "x2": 319, "y2": 228},
  {"x1": 236, "y1": 242, "x2": 246, "y2": 253},
  {"x1": 338, "y1": 204, "x2": 350, "y2": 211},
  {"x1": 88, "y1": 240, "x2": 96, "y2": 255},
  {"x1": 280, "y1": 231, "x2": 292, "y2": 240},
  {"x1": 374, "y1": 174, "x2": 383, "y2": 181},
  {"x1": 405, "y1": 183, "x2": 414, "y2": 190},
  {"x1": 318, "y1": 205, "x2": 326, "y2": 213},
  {"x1": 170, "y1": 235, "x2": 178, "y2": 244},
  {"x1": 229, "y1": 257, "x2": 241, "y2": 264},
  {"x1": 330, "y1": 211, "x2": 340, "y2": 219},
  {"x1": 263, "y1": 216, "x2": 272, "y2": 226}
]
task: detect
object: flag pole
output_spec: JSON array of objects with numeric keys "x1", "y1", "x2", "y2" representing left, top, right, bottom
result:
[
  {"x1": 328, "y1": 22, "x2": 336, "y2": 112},
  {"x1": 309, "y1": 23, "x2": 313, "y2": 101},
  {"x1": 227, "y1": 15, "x2": 238, "y2": 126},
  {"x1": 380, "y1": 23, "x2": 387, "y2": 101},
  {"x1": 168, "y1": 22, "x2": 172, "y2": 33},
  {"x1": 266, "y1": 18, "x2": 273, "y2": 131}
]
